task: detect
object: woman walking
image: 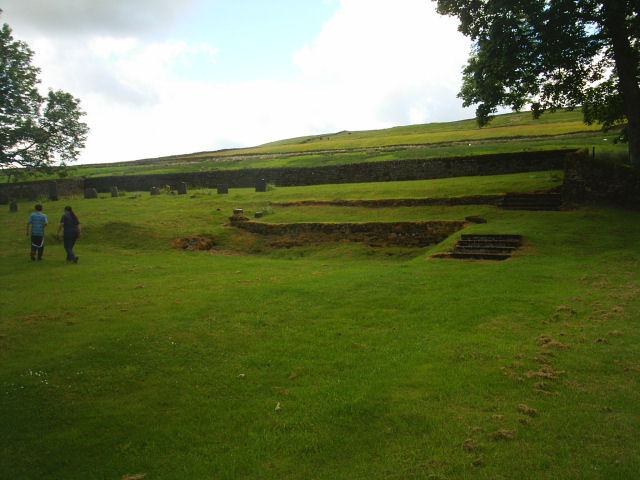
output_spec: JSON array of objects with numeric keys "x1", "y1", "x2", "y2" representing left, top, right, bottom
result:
[{"x1": 56, "y1": 206, "x2": 81, "y2": 263}]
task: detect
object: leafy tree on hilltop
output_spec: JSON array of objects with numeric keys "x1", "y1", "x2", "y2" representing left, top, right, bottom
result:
[
  {"x1": 0, "y1": 10, "x2": 89, "y2": 180},
  {"x1": 434, "y1": 0, "x2": 640, "y2": 167}
]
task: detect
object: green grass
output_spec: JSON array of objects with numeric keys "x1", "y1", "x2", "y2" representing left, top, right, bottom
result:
[
  {"x1": 1, "y1": 171, "x2": 639, "y2": 479},
  {"x1": 253, "y1": 112, "x2": 598, "y2": 152}
]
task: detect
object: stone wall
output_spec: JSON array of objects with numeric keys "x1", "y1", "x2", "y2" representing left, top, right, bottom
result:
[
  {"x1": 563, "y1": 150, "x2": 640, "y2": 209},
  {"x1": 270, "y1": 194, "x2": 505, "y2": 208},
  {"x1": 231, "y1": 218, "x2": 468, "y2": 247},
  {"x1": 0, "y1": 177, "x2": 85, "y2": 204},
  {"x1": 84, "y1": 149, "x2": 571, "y2": 193},
  {"x1": 1, "y1": 149, "x2": 571, "y2": 201}
]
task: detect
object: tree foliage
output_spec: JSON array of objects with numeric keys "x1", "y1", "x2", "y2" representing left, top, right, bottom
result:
[
  {"x1": 0, "y1": 13, "x2": 89, "y2": 179},
  {"x1": 434, "y1": 0, "x2": 640, "y2": 166}
]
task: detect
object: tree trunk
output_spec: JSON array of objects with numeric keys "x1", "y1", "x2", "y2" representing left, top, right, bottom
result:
[{"x1": 603, "y1": 0, "x2": 640, "y2": 168}]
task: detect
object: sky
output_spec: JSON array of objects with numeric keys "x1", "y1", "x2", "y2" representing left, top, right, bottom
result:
[{"x1": 1, "y1": 0, "x2": 475, "y2": 165}]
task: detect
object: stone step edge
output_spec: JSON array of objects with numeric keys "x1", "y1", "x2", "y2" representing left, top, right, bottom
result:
[
  {"x1": 450, "y1": 252, "x2": 512, "y2": 260},
  {"x1": 432, "y1": 233, "x2": 524, "y2": 261}
]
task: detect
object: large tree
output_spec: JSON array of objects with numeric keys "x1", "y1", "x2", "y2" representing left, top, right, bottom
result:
[
  {"x1": 434, "y1": 0, "x2": 640, "y2": 167},
  {"x1": 0, "y1": 11, "x2": 89, "y2": 179}
]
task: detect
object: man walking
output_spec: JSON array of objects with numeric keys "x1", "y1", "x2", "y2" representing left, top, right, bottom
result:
[{"x1": 27, "y1": 204, "x2": 48, "y2": 261}]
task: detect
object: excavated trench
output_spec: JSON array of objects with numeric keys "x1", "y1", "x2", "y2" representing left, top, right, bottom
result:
[{"x1": 173, "y1": 191, "x2": 558, "y2": 252}]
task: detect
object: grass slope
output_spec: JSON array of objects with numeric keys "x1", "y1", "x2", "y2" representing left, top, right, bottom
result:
[
  {"x1": 1, "y1": 172, "x2": 639, "y2": 479},
  {"x1": 252, "y1": 110, "x2": 600, "y2": 151}
]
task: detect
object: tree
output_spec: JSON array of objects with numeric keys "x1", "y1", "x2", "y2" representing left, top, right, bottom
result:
[
  {"x1": 434, "y1": 0, "x2": 640, "y2": 167},
  {"x1": 0, "y1": 11, "x2": 89, "y2": 180}
]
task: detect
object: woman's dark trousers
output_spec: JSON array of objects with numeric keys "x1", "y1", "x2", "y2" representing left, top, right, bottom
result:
[{"x1": 64, "y1": 234, "x2": 78, "y2": 261}]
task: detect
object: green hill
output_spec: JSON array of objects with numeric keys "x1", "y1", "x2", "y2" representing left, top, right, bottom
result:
[{"x1": 61, "y1": 109, "x2": 625, "y2": 179}]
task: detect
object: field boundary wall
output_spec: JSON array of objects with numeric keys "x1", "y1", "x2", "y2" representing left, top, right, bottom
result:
[
  {"x1": 1, "y1": 149, "x2": 571, "y2": 202},
  {"x1": 563, "y1": 149, "x2": 640, "y2": 209}
]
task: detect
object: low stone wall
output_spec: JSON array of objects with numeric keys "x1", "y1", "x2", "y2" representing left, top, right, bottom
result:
[
  {"x1": 231, "y1": 218, "x2": 467, "y2": 247},
  {"x1": 270, "y1": 194, "x2": 505, "y2": 208},
  {"x1": 563, "y1": 150, "x2": 640, "y2": 209},
  {"x1": 84, "y1": 149, "x2": 571, "y2": 193}
]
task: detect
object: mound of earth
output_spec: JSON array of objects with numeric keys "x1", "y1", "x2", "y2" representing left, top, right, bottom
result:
[{"x1": 173, "y1": 234, "x2": 216, "y2": 251}]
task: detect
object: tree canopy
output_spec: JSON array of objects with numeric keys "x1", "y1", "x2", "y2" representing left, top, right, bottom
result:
[
  {"x1": 434, "y1": 0, "x2": 640, "y2": 167},
  {"x1": 0, "y1": 12, "x2": 89, "y2": 179}
]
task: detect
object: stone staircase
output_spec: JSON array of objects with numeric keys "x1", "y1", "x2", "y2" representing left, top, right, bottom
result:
[
  {"x1": 500, "y1": 192, "x2": 562, "y2": 210},
  {"x1": 450, "y1": 234, "x2": 523, "y2": 260}
]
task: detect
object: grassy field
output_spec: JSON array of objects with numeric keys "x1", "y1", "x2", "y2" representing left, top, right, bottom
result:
[
  {"x1": 1, "y1": 171, "x2": 639, "y2": 479},
  {"x1": 246, "y1": 109, "x2": 603, "y2": 152},
  {"x1": 22, "y1": 109, "x2": 627, "y2": 180}
]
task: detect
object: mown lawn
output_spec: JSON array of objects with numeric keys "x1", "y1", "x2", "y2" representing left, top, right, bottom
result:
[{"x1": 1, "y1": 173, "x2": 638, "y2": 479}]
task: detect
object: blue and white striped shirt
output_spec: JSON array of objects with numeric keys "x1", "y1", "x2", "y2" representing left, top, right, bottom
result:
[{"x1": 28, "y1": 212, "x2": 48, "y2": 236}]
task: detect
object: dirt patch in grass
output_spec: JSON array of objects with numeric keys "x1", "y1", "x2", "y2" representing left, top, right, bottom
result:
[
  {"x1": 517, "y1": 404, "x2": 538, "y2": 417},
  {"x1": 489, "y1": 429, "x2": 515, "y2": 441},
  {"x1": 536, "y1": 334, "x2": 569, "y2": 349},
  {"x1": 172, "y1": 234, "x2": 216, "y2": 251},
  {"x1": 526, "y1": 364, "x2": 566, "y2": 379},
  {"x1": 462, "y1": 438, "x2": 477, "y2": 451}
]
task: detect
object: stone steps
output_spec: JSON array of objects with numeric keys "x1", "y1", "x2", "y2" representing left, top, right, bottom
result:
[
  {"x1": 450, "y1": 234, "x2": 523, "y2": 260},
  {"x1": 500, "y1": 193, "x2": 562, "y2": 210}
]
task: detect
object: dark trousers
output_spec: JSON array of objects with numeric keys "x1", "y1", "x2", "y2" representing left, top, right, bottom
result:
[
  {"x1": 31, "y1": 235, "x2": 44, "y2": 259},
  {"x1": 63, "y1": 234, "x2": 78, "y2": 261}
]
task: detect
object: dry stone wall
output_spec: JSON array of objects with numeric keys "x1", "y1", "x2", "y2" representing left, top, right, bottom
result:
[
  {"x1": 563, "y1": 150, "x2": 640, "y2": 209},
  {"x1": 1, "y1": 149, "x2": 571, "y2": 202},
  {"x1": 0, "y1": 178, "x2": 84, "y2": 204},
  {"x1": 84, "y1": 150, "x2": 570, "y2": 193},
  {"x1": 231, "y1": 218, "x2": 468, "y2": 247}
]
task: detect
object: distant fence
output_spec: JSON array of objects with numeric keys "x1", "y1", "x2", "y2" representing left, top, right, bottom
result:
[{"x1": 1, "y1": 149, "x2": 572, "y2": 203}]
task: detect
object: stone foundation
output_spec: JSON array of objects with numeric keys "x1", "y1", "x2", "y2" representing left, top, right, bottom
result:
[{"x1": 231, "y1": 217, "x2": 467, "y2": 247}]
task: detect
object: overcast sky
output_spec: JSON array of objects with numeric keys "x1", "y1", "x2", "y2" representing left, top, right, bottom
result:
[{"x1": 2, "y1": 0, "x2": 475, "y2": 164}]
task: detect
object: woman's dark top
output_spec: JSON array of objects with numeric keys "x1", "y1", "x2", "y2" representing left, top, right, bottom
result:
[{"x1": 60, "y1": 212, "x2": 80, "y2": 236}]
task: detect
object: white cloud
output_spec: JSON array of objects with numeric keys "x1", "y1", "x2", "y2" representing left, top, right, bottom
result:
[
  {"x1": 1, "y1": 0, "x2": 198, "y2": 37},
  {"x1": 2, "y1": 0, "x2": 476, "y2": 164},
  {"x1": 293, "y1": 0, "x2": 472, "y2": 128},
  {"x1": 89, "y1": 37, "x2": 142, "y2": 58}
]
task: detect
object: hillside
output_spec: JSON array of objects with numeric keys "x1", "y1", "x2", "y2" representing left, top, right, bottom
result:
[{"x1": 62, "y1": 109, "x2": 626, "y2": 179}]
